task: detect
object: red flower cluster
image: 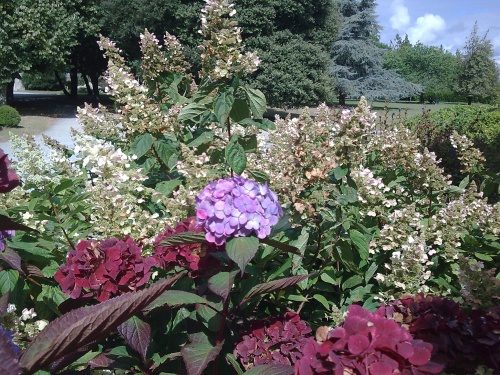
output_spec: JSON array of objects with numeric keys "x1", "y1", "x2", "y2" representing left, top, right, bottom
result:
[
  {"x1": 295, "y1": 305, "x2": 443, "y2": 375},
  {"x1": 153, "y1": 216, "x2": 221, "y2": 277},
  {"x1": 384, "y1": 293, "x2": 500, "y2": 374},
  {"x1": 0, "y1": 148, "x2": 19, "y2": 193},
  {"x1": 55, "y1": 236, "x2": 156, "y2": 302},
  {"x1": 234, "y1": 312, "x2": 312, "y2": 369}
]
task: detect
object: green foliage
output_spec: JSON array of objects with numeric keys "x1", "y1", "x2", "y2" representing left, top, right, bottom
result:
[
  {"x1": 0, "y1": 105, "x2": 21, "y2": 127},
  {"x1": 21, "y1": 71, "x2": 60, "y2": 91}
]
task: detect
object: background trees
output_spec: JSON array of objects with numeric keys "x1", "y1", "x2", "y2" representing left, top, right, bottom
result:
[
  {"x1": 455, "y1": 23, "x2": 500, "y2": 103},
  {"x1": 330, "y1": 0, "x2": 419, "y2": 105}
]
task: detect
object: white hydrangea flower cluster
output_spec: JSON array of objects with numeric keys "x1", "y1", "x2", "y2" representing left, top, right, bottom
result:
[
  {"x1": 0, "y1": 303, "x2": 48, "y2": 350},
  {"x1": 450, "y1": 130, "x2": 486, "y2": 174},
  {"x1": 198, "y1": 0, "x2": 260, "y2": 80},
  {"x1": 456, "y1": 257, "x2": 500, "y2": 309}
]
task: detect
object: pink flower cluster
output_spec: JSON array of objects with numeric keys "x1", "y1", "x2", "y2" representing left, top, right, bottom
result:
[
  {"x1": 55, "y1": 236, "x2": 156, "y2": 302},
  {"x1": 234, "y1": 312, "x2": 312, "y2": 369},
  {"x1": 295, "y1": 305, "x2": 442, "y2": 375},
  {"x1": 153, "y1": 216, "x2": 221, "y2": 277},
  {"x1": 196, "y1": 175, "x2": 283, "y2": 245}
]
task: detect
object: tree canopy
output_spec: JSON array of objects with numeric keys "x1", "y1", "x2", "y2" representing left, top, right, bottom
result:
[{"x1": 330, "y1": 0, "x2": 420, "y2": 104}]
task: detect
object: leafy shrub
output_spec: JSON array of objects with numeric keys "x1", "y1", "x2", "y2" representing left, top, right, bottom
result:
[
  {"x1": 0, "y1": 105, "x2": 21, "y2": 127},
  {"x1": 410, "y1": 104, "x2": 500, "y2": 176},
  {"x1": 21, "y1": 71, "x2": 61, "y2": 91}
]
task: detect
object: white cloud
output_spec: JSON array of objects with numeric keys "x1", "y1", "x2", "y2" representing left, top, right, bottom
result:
[
  {"x1": 389, "y1": 0, "x2": 410, "y2": 30},
  {"x1": 407, "y1": 14, "x2": 446, "y2": 44}
]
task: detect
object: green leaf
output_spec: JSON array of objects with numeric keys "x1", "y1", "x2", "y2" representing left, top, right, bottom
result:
[
  {"x1": 187, "y1": 131, "x2": 214, "y2": 148},
  {"x1": 333, "y1": 166, "x2": 349, "y2": 181},
  {"x1": 226, "y1": 353, "x2": 244, "y2": 375},
  {"x1": 157, "y1": 232, "x2": 207, "y2": 246},
  {"x1": 259, "y1": 237, "x2": 300, "y2": 255},
  {"x1": 475, "y1": 253, "x2": 493, "y2": 262},
  {"x1": 214, "y1": 89, "x2": 234, "y2": 126},
  {"x1": 132, "y1": 133, "x2": 154, "y2": 159},
  {"x1": 365, "y1": 262, "x2": 379, "y2": 283},
  {"x1": 143, "y1": 290, "x2": 208, "y2": 313},
  {"x1": 242, "y1": 86, "x2": 266, "y2": 119},
  {"x1": 208, "y1": 270, "x2": 239, "y2": 301},
  {"x1": 153, "y1": 140, "x2": 176, "y2": 166},
  {"x1": 226, "y1": 236, "x2": 259, "y2": 273},
  {"x1": 226, "y1": 136, "x2": 247, "y2": 175},
  {"x1": 313, "y1": 294, "x2": 330, "y2": 310},
  {"x1": 0, "y1": 269, "x2": 19, "y2": 295},
  {"x1": 350, "y1": 229, "x2": 370, "y2": 260},
  {"x1": 181, "y1": 338, "x2": 223, "y2": 375},
  {"x1": 178, "y1": 103, "x2": 208, "y2": 124},
  {"x1": 229, "y1": 98, "x2": 251, "y2": 123},
  {"x1": 241, "y1": 273, "x2": 314, "y2": 302},
  {"x1": 238, "y1": 118, "x2": 275, "y2": 130},
  {"x1": 156, "y1": 179, "x2": 182, "y2": 197},
  {"x1": 247, "y1": 169, "x2": 270, "y2": 184},
  {"x1": 459, "y1": 175, "x2": 470, "y2": 189},
  {"x1": 19, "y1": 273, "x2": 183, "y2": 374},
  {"x1": 243, "y1": 364, "x2": 294, "y2": 375},
  {"x1": 342, "y1": 275, "x2": 363, "y2": 289}
]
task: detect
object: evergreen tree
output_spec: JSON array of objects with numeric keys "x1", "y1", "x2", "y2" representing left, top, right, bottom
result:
[
  {"x1": 455, "y1": 23, "x2": 500, "y2": 103},
  {"x1": 330, "y1": 0, "x2": 419, "y2": 105}
]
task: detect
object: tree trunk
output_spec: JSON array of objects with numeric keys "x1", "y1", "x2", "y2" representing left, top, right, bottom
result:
[
  {"x1": 70, "y1": 66, "x2": 78, "y2": 99},
  {"x1": 90, "y1": 73, "x2": 100, "y2": 99},
  {"x1": 338, "y1": 93, "x2": 346, "y2": 106},
  {"x1": 81, "y1": 72, "x2": 92, "y2": 96},
  {"x1": 55, "y1": 72, "x2": 70, "y2": 97},
  {"x1": 6, "y1": 80, "x2": 14, "y2": 105}
]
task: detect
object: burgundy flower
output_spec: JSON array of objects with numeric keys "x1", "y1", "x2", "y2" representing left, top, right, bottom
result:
[
  {"x1": 295, "y1": 304, "x2": 442, "y2": 375},
  {"x1": 55, "y1": 236, "x2": 156, "y2": 302},
  {"x1": 153, "y1": 216, "x2": 221, "y2": 277},
  {"x1": 0, "y1": 149, "x2": 19, "y2": 193},
  {"x1": 234, "y1": 312, "x2": 312, "y2": 370}
]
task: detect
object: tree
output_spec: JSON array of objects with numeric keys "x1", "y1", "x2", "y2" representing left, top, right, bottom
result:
[
  {"x1": 455, "y1": 23, "x2": 500, "y2": 103},
  {"x1": 384, "y1": 36, "x2": 459, "y2": 102},
  {"x1": 0, "y1": 0, "x2": 77, "y2": 105},
  {"x1": 330, "y1": 0, "x2": 420, "y2": 105}
]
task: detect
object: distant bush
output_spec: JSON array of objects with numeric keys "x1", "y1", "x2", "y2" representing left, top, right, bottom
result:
[
  {"x1": 0, "y1": 105, "x2": 21, "y2": 127},
  {"x1": 22, "y1": 71, "x2": 61, "y2": 91},
  {"x1": 409, "y1": 104, "x2": 500, "y2": 177}
]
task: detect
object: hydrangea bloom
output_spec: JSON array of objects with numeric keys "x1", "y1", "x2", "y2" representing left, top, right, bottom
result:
[
  {"x1": 234, "y1": 312, "x2": 312, "y2": 369},
  {"x1": 295, "y1": 304, "x2": 442, "y2": 375},
  {"x1": 55, "y1": 236, "x2": 156, "y2": 302},
  {"x1": 153, "y1": 216, "x2": 222, "y2": 277},
  {"x1": 0, "y1": 230, "x2": 15, "y2": 252},
  {"x1": 196, "y1": 175, "x2": 283, "y2": 245},
  {"x1": 0, "y1": 148, "x2": 19, "y2": 193}
]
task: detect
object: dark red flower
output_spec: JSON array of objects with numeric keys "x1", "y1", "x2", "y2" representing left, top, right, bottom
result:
[
  {"x1": 0, "y1": 149, "x2": 19, "y2": 193},
  {"x1": 234, "y1": 312, "x2": 312, "y2": 370},
  {"x1": 153, "y1": 216, "x2": 221, "y2": 277},
  {"x1": 55, "y1": 236, "x2": 156, "y2": 302}
]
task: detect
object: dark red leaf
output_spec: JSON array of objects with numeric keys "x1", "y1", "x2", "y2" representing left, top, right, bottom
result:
[
  {"x1": 0, "y1": 248, "x2": 23, "y2": 274},
  {"x1": 243, "y1": 363, "x2": 294, "y2": 375},
  {"x1": 0, "y1": 330, "x2": 20, "y2": 375},
  {"x1": 0, "y1": 292, "x2": 9, "y2": 315},
  {"x1": 208, "y1": 270, "x2": 238, "y2": 301},
  {"x1": 181, "y1": 339, "x2": 223, "y2": 375},
  {"x1": 241, "y1": 273, "x2": 314, "y2": 303},
  {"x1": 117, "y1": 316, "x2": 151, "y2": 361},
  {"x1": 0, "y1": 214, "x2": 36, "y2": 232},
  {"x1": 19, "y1": 273, "x2": 183, "y2": 374}
]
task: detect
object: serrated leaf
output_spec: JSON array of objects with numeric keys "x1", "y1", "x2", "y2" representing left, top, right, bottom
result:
[
  {"x1": 153, "y1": 140, "x2": 176, "y2": 166},
  {"x1": 19, "y1": 273, "x2": 183, "y2": 374},
  {"x1": 157, "y1": 232, "x2": 207, "y2": 247},
  {"x1": 238, "y1": 118, "x2": 275, "y2": 130},
  {"x1": 229, "y1": 98, "x2": 251, "y2": 123},
  {"x1": 364, "y1": 262, "x2": 379, "y2": 283},
  {"x1": 117, "y1": 316, "x2": 151, "y2": 361},
  {"x1": 187, "y1": 131, "x2": 214, "y2": 148},
  {"x1": 342, "y1": 275, "x2": 363, "y2": 289},
  {"x1": 132, "y1": 134, "x2": 154, "y2": 159},
  {"x1": 0, "y1": 248, "x2": 23, "y2": 273},
  {"x1": 241, "y1": 273, "x2": 313, "y2": 302},
  {"x1": 246, "y1": 169, "x2": 270, "y2": 184},
  {"x1": 143, "y1": 290, "x2": 208, "y2": 313},
  {"x1": 208, "y1": 270, "x2": 239, "y2": 301},
  {"x1": 178, "y1": 103, "x2": 207, "y2": 124},
  {"x1": 214, "y1": 89, "x2": 234, "y2": 126},
  {"x1": 242, "y1": 87, "x2": 266, "y2": 119},
  {"x1": 156, "y1": 179, "x2": 182, "y2": 197},
  {"x1": 313, "y1": 294, "x2": 330, "y2": 310},
  {"x1": 350, "y1": 230, "x2": 369, "y2": 260},
  {"x1": 226, "y1": 236, "x2": 259, "y2": 273},
  {"x1": 243, "y1": 364, "x2": 294, "y2": 375},
  {"x1": 0, "y1": 330, "x2": 21, "y2": 375},
  {"x1": 459, "y1": 175, "x2": 470, "y2": 189},
  {"x1": 259, "y1": 237, "x2": 300, "y2": 255},
  {"x1": 0, "y1": 214, "x2": 36, "y2": 232},
  {"x1": 226, "y1": 137, "x2": 247, "y2": 175},
  {"x1": 181, "y1": 340, "x2": 223, "y2": 375},
  {"x1": 0, "y1": 270, "x2": 19, "y2": 295}
]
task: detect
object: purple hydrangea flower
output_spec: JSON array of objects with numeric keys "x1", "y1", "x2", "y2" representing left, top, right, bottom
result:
[
  {"x1": 0, "y1": 230, "x2": 15, "y2": 252},
  {"x1": 196, "y1": 175, "x2": 283, "y2": 245}
]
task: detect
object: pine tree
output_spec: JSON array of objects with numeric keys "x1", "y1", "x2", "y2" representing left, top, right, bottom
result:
[
  {"x1": 330, "y1": 0, "x2": 420, "y2": 105},
  {"x1": 455, "y1": 22, "x2": 500, "y2": 103}
]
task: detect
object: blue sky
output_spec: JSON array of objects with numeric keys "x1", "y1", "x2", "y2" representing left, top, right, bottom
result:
[{"x1": 375, "y1": 0, "x2": 500, "y2": 62}]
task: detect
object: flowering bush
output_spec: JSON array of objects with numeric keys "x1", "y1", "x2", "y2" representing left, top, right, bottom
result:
[
  {"x1": 54, "y1": 236, "x2": 156, "y2": 302},
  {"x1": 153, "y1": 216, "x2": 221, "y2": 276},
  {"x1": 196, "y1": 175, "x2": 283, "y2": 245},
  {"x1": 234, "y1": 312, "x2": 312, "y2": 369},
  {"x1": 295, "y1": 305, "x2": 443, "y2": 375}
]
